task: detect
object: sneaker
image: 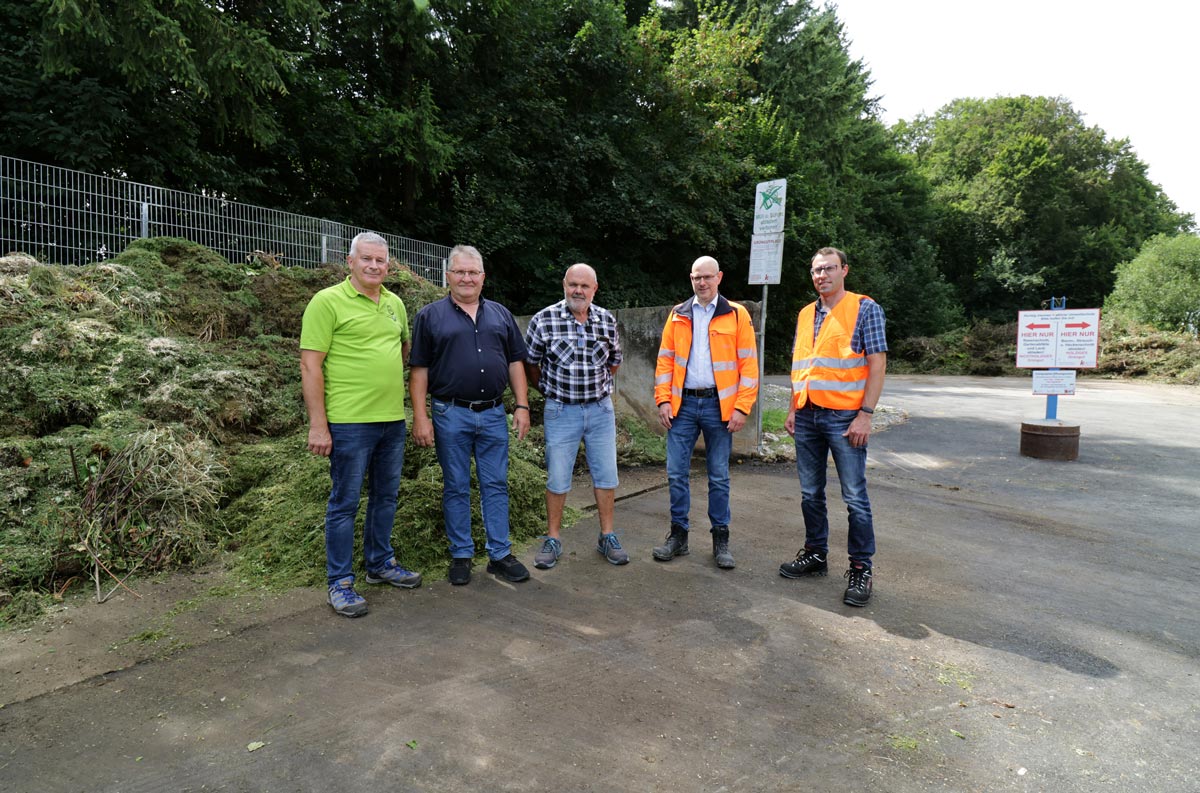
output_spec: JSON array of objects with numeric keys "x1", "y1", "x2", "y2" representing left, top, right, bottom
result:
[
  {"x1": 533, "y1": 536, "x2": 563, "y2": 569},
  {"x1": 364, "y1": 558, "x2": 422, "y2": 589},
  {"x1": 487, "y1": 553, "x2": 531, "y2": 582},
  {"x1": 448, "y1": 557, "x2": 472, "y2": 586},
  {"x1": 328, "y1": 577, "x2": 368, "y2": 617},
  {"x1": 711, "y1": 527, "x2": 735, "y2": 569},
  {"x1": 779, "y1": 548, "x2": 828, "y2": 579},
  {"x1": 652, "y1": 524, "x2": 689, "y2": 561},
  {"x1": 596, "y1": 532, "x2": 629, "y2": 565},
  {"x1": 843, "y1": 563, "x2": 873, "y2": 607}
]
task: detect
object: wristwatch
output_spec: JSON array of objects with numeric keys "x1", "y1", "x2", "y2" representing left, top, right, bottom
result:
[{"x1": 859, "y1": 406, "x2": 874, "y2": 415}]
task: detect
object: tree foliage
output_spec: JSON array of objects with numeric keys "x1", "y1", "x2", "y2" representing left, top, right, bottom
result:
[
  {"x1": 899, "y1": 96, "x2": 1191, "y2": 320},
  {"x1": 1107, "y1": 233, "x2": 1200, "y2": 334},
  {"x1": 2, "y1": 0, "x2": 1190, "y2": 353}
]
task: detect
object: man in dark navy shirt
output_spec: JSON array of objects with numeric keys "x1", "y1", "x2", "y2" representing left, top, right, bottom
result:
[{"x1": 409, "y1": 245, "x2": 532, "y2": 585}]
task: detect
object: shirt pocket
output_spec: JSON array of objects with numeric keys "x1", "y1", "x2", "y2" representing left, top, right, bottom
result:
[
  {"x1": 588, "y1": 339, "x2": 610, "y2": 370},
  {"x1": 549, "y1": 338, "x2": 576, "y2": 366}
]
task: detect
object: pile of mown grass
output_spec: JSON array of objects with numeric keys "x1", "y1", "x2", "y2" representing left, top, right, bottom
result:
[
  {"x1": 0, "y1": 238, "x2": 547, "y2": 625},
  {"x1": 890, "y1": 317, "x2": 1200, "y2": 384}
]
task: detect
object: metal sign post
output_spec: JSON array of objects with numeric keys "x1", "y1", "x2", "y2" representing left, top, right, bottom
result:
[{"x1": 749, "y1": 179, "x2": 786, "y2": 454}]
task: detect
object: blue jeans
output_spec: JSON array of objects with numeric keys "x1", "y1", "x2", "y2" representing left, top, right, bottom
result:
[
  {"x1": 793, "y1": 406, "x2": 876, "y2": 565},
  {"x1": 544, "y1": 396, "x2": 619, "y2": 493},
  {"x1": 325, "y1": 421, "x2": 406, "y2": 585},
  {"x1": 666, "y1": 394, "x2": 732, "y2": 531},
  {"x1": 432, "y1": 400, "x2": 512, "y2": 560}
]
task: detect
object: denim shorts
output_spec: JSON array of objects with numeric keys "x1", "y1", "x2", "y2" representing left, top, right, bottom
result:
[{"x1": 543, "y1": 396, "x2": 619, "y2": 493}]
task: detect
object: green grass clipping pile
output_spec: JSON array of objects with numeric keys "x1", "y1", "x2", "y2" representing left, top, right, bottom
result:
[{"x1": 0, "y1": 238, "x2": 555, "y2": 624}]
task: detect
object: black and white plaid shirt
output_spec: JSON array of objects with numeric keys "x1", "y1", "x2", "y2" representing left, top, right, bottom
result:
[{"x1": 525, "y1": 300, "x2": 623, "y2": 403}]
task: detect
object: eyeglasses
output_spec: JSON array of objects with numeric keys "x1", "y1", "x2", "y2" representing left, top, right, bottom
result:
[
  {"x1": 449, "y1": 269, "x2": 483, "y2": 278},
  {"x1": 810, "y1": 265, "x2": 842, "y2": 276},
  {"x1": 690, "y1": 274, "x2": 718, "y2": 282}
]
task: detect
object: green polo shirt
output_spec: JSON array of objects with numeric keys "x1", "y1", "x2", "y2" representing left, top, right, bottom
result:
[{"x1": 300, "y1": 278, "x2": 410, "y2": 423}]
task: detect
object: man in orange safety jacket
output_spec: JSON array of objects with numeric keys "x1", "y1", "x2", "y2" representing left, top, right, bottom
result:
[
  {"x1": 653, "y1": 256, "x2": 759, "y2": 569},
  {"x1": 778, "y1": 247, "x2": 887, "y2": 607}
]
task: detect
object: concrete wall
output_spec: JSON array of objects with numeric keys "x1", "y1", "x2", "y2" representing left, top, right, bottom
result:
[{"x1": 518, "y1": 300, "x2": 763, "y2": 455}]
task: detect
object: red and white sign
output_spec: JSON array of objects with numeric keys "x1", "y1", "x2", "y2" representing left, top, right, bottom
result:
[{"x1": 1016, "y1": 308, "x2": 1100, "y2": 369}]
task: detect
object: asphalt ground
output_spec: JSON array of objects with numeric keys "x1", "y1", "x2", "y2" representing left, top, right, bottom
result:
[{"x1": 1, "y1": 375, "x2": 1197, "y2": 792}]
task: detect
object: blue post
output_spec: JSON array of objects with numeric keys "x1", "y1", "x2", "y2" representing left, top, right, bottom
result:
[{"x1": 1045, "y1": 297, "x2": 1067, "y2": 420}]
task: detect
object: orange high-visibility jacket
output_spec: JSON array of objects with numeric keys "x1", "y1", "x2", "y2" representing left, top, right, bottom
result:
[
  {"x1": 655, "y1": 295, "x2": 759, "y2": 421},
  {"x1": 790, "y1": 291, "x2": 871, "y2": 410}
]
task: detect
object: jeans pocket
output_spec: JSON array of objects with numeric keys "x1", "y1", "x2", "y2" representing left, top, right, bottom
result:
[{"x1": 432, "y1": 399, "x2": 450, "y2": 417}]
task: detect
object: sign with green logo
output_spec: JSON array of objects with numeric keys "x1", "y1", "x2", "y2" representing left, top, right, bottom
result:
[{"x1": 753, "y1": 179, "x2": 787, "y2": 234}]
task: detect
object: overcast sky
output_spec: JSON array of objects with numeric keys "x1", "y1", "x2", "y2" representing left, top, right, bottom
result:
[{"x1": 831, "y1": 0, "x2": 1199, "y2": 223}]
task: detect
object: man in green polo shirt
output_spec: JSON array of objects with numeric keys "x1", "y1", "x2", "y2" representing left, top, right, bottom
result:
[{"x1": 300, "y1": 231, "x2": 422, "y2": 617}]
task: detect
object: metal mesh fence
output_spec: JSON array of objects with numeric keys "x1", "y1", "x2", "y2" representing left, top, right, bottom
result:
[{"x1": 0, "y1": 155, "x2": 448, "y2": 284}]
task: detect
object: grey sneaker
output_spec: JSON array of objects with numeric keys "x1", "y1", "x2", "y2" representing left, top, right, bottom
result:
[
  {"x1": 533, "y1": 536, "x2": 563, "y2": 569},
  {"x1": 364, "y1": 558, "x2": 422, "y2": 588},
  {"x1": 596, "y1": 532, "x2": 629, "y2": 565},
  {"x1": 328, "y1": 577, "x2": 368, "y2": 618}
]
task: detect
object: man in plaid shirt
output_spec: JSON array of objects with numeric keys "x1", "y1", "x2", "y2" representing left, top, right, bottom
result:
[{"x1": 525, "y1": 263, "x2": 628, "y2": 568}]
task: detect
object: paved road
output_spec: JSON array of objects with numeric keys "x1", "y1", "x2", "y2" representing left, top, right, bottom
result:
[{"x1": 2, "y1": 376, "x2": 1198, "y2": 792}]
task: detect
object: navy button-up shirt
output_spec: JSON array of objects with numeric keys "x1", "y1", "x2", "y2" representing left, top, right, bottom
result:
[{"x1": 409, "y1": 295, "x2": 528, "y2": 401}]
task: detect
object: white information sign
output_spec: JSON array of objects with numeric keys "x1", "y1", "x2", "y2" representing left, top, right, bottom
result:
[
  {"x1": 748, "y1": 233, "x2": 784, "y2": 285},
  {"x1": 1032, "y1": 370, "x2": 1077, "y2": 395},
  {"x1": 753, "y1": 179, "x2": 787, "y2": 234},
  {"x1": 1016, "y1": 308, "x2": 1101, "y2": 369}
]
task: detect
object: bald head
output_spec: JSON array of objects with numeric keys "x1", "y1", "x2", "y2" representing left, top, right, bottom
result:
[{"x1": 563, "y1": 262, "x2": 598, "y2": 319}]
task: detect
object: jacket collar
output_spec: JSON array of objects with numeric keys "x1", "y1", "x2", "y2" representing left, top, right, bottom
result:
[{"x1": 673, "y1": 294, "x2": 733, "y2": 319}]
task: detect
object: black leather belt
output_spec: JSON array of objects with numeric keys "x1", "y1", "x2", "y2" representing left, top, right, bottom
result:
[
  {"x1": 682, "y1": 387, "x2": 717, "y2": 398},
  {"x1": 553, "y1": 395, "x2": 605, "y2": 405},
  {"x1": 439, "y1": 396, "x2": 504, "y2": 411}
]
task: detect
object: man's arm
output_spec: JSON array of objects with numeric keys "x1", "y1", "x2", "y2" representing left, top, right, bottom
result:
[
  {"x1": 729, "y1": 306, "x2": 760, "y2": 433},
  {"x1": 410, "y1": 366, "x2": 434, "y2": 447},
  {"x1": 524, "y1": 362, "x2": 541, "y2": 391},
  {"x1": 655, "y1": 316, "x2": 676, "y2": 429},
  {"x1": 843, "y1": 351, "x2": 886, "y2": 448},
  {"x1": 300, "y1": 349, "x2": 331, "y2": 456},
  {"x1": 508, "y1": 360, "x2": 530, "y2": 440}
]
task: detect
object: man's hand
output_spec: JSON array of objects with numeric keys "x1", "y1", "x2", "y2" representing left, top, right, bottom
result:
[
  {"x1": 307, "y1": 423, "x2": 332, "y2": 456},
  {"x1": 657, "y1": 402, "x2": 673, "y2": 430},
  {"x1": 513, "y1": 408, "x2": 530, "y2": 440},
  {"x1": 784, "y1": 409, "x2": 796, "y2": 437},
  {"x1": 843, "y1": 411, "x2": 872, "y2": 447},
  {"x1": 413, "y1": 415, "x2": 435, "y2": 447},
  {"x1": 727, "y1": 410, "x2": 747, "y2": 433}
]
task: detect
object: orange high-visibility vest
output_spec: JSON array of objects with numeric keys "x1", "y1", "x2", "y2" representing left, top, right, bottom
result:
[
  {"x1": 655, "y1": 296, "x2": 759, "y2": 421},
  {"x1": 791, "y1": 292, "x2": 870, "y2": 410}
]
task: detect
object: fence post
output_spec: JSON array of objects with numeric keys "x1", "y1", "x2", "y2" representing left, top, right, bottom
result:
[
  {"x1": 140, "y1": 201, "x2": 149, "y2": 238},
  {"x1": 321, "y1": 234, "x2": 329, "y2": 265}
]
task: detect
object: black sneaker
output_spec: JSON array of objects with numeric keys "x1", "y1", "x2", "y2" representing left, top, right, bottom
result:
[
  {"x1": 652, "y1": 524, "x2": 689, "y2": 561},
  {"x1": 487, "y1": 553, "x2": 531, "y2": 583},
  {"x1": 448, "y1": 557, "x2": 472, "y2": 586},
  {"x1": 779, "y1": 549, "x2": 827, "y2": 578},
  {"x1": 843, "y1": 563, "x2": 873, "y2": 606}
]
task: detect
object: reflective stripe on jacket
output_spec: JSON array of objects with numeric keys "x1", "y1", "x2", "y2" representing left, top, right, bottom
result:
[
  {"x1": 791, "y1": 292, "x2": 869, "y2": 410},
  {"x1": 655, "y1": 295, "x2": 759, "y2": 421}
]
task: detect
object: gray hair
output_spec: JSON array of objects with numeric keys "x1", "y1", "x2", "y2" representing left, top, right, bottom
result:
[
  {"x1": 350, "y1": 231, "x2": 389, "y2": 258},
  {"x1": 448, "y1": 244, "x2": 484, "y2": 272}
]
